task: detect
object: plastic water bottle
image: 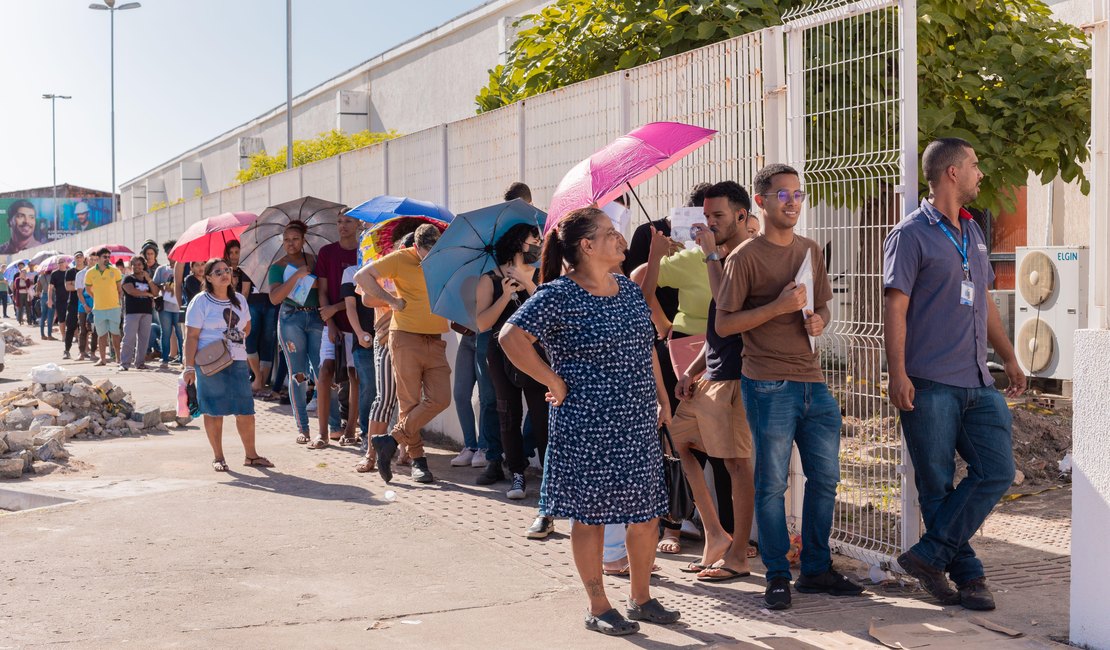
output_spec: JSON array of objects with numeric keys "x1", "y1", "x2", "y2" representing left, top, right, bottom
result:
[{"x1": 383, "y1": 490, "x2": 397, "y2": 502}]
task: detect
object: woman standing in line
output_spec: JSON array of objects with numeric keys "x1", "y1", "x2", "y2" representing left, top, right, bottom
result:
[
  {"x1": 120, "y1": 257, "x2": 159, "y2": 370},
  {"x1": 499, "y1": 208, "x2": 679, "y2": 636},
  {"x1": 0, "y1": 266, "x2": 10, "y2": 319},
  {"x1": 183, "y1": 258, "x2": 272, "y2": 471},
  {"x1": 268, "y1": 221, "x2": 323, "y2": 446}
]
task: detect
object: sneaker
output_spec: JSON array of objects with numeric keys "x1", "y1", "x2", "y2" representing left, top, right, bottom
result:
[
  {"x1": 507, "y1": 473, "x2": 526, "y2": 499},
  {"x1": 450, "y1": 448, "x2": 476, "y2": 467},
  {"x1": 470, "y1": 452, "x2": 489, "y2": 468},
  {"x1": 62, "y1": 351, "x2": 71, "y2": 359},
  {"x1": 410, "y1": 457, "x2": 435, "y2": 483},
  {"x1": 526, "y1": 515, "x2": 554, "y2": 539},
  {"x1": 306, "y1": 396, "x2": 318, "y2": 413},
  {"x1": 118, "y1": 364, "x2": 129, "y2": 371},
  {"x1": 764, "y1": 577, "x2": 792, "y2": 610},
  {"x1": 371, "y1": 434, "x2": 397, "y2": 483},
  {"x1": 159, "y1": 362, "x2": 169, "y2": 369},
  {"x1": 897, "y1": 550, "x2": 960, "y2": 604},
  {"x1": 795, "y1": 569, "x2": 865, "y2": 596},
  {"x1": 957, "y1": 577, "x2": 996, "y2": 611},
  {"x1": 476, "y1": 462, "x2": 506, "y2": 485}
]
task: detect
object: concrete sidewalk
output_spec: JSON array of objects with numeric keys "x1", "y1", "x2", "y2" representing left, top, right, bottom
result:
[{"x1": 0, "y1": 322, "x2": 1070, "y2": 648}]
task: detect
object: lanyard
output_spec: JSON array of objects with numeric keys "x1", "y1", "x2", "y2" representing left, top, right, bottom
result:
[{"x1": 936, "y1": 220, "x2": 970, "y2": 280}]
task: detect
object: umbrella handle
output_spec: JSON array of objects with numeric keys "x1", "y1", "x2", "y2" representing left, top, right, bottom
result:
[{"x1": 626, "y1": 183, "x2": 659, "y2": 228}]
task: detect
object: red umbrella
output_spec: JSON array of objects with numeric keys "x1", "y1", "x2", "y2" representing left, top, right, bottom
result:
[
  {"x1": 85, "y1": 244, "x2": 135, "y2": 265},
  {"x1": 168, "y1": 211, "x2": 258, "y2": 263},
  {"x1": 544, "y1": 121, "x2": 716, "y2": 232}
]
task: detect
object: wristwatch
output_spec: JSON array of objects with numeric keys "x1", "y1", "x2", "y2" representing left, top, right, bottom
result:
[{"x1": 704, "y1": 251, "x2": 721, "y2": 263}]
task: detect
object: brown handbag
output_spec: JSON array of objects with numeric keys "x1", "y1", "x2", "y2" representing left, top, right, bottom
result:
[{"x1": 195, "y1": 304, "x2": 234, "y2": 376}]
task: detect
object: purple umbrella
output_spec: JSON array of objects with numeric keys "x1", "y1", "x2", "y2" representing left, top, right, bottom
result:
[{"x1": 544, "y1": 121, "x2": 717, "y2": 233}]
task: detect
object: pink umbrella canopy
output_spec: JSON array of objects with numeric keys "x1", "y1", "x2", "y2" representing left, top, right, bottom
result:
[
  {"x1": 168, "y1": 211, "x2": 259, "y2": 263},
  {"x1": 544, "y1": 121, "x2": 717, "y2": 233},
  {"x1": 84, "y1": 244, "x2": 134, "y2": 265}
]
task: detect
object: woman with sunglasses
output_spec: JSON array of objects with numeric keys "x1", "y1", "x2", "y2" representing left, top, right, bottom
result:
[{"x1": 183, "y1": 258, "x2": 272, "y2": 471}]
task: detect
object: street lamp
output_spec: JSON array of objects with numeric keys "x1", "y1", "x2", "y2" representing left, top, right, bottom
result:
[
  {"x1": 89, "y1": 0, "x2": 141, "y2": 225},
  {"x1": 42, "y1": 93, "x2": 72, "y2": 232}
]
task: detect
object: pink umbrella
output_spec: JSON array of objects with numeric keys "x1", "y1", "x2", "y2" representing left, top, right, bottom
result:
[
  {"x1": 37, "y1": 254, "x2": 74, "y2": 272},
  {"x1": 544, "y1": 121, "x2": 717, "y2": 233},
  {"x1": 168, "y1": 211, "x2": 258, "y2": 263},
  {"x1": 85, "y1": 244, "x2": 135, "y2": 265}
]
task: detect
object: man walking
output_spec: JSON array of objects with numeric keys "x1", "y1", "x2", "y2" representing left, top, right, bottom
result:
[
  {"x1": 884, "y1": 138, "x2": 1025, "y2": 611},
  {"x1": 356, "y1": 224, "x2": 451, "y2": 485},
  {"x1": 716, "y1": 164, "x2": 864, "y2": 610},
  {"x1": 82, "y1": 247, "x2": 123, "y2": 366}
]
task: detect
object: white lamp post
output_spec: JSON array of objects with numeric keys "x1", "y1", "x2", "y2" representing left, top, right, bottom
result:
[{"x1": 42, "y1": 93, "x2": 72, "y2": 231}]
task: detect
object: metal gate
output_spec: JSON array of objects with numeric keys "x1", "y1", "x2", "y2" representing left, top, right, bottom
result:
[{"x1": 782, "y1": 0, "x2": 920, "y2": 569}]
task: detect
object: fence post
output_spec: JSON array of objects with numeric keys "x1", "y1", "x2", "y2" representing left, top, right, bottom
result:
[
  {"x1": 383, "y1": 140, "x2": 390, "y2": 195},
  {"x1": 517, "y1": 102, "x2": 526, "y2": 181},
  {"x1": 761, "y1": 26, "x2": 788, "y2": 166},
  {"x1": 442, "y1": 124, "x2": 450, "y2": 208}
]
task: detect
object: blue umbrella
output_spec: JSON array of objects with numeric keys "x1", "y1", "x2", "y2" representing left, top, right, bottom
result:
[
  {"x1": 4, "y1": 259, "x2": 30, "y2": 283},
  {"x1": 346, "y1": 195, "x2": 454, "y2": 227},
  {"x1": 422, "y1": 199, "x2": 545, "y2": 332}
]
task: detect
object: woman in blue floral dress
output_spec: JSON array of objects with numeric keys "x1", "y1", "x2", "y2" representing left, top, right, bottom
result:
[{"x1": 500, "y1": 207, "x2": 680, "y2": 636}]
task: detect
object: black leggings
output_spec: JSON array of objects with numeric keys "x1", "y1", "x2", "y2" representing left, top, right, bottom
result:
[{"x1": 486, "y1": 338, "x2": 549, "y2": 475}]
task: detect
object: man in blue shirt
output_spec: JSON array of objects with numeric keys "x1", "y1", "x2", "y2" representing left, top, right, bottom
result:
[{"x1": 883, "y1": 138, "x2": 1026, "y2": 611}]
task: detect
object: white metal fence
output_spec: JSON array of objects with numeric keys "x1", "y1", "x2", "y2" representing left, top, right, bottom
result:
[{"x1": 15, "y1": 0, "x2": 915, "y2": 567}]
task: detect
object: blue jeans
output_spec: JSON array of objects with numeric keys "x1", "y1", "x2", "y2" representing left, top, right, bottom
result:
[
  {"x1": 246, "y1": 300, "x2": 278, "y2": 364},
  {"x1": 277, "y1": 307, "x2": 324, "y2": 434},
  {"x1": 742, "y1": 377, "x2": 842, "y2": 581},
  {"x1": 899, "y1": 378, "x2": 1014, "y2": 585},
  {"x1": 453, "y1": 332, "x2": 499, "y2": 455},
  {"x1": 603, "y1": 524, "x2": 627, "y2": 562},
  {"x1": 352, "y1": 343, "x2": 377, "y2": 447},
  {"x1": 149, "y1": 316, "x2": 162, "y2": 356},
  {"x1": 40, "y1": 295, "x2": 55, "y2": 338},
  {"x1": 159, "y1": 310, "x2": 183, "y2": 362}
]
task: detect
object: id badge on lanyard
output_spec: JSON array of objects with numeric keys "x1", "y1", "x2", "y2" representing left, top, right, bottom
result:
[{"x1": 938, "y1": 220, "x2": 974, "y2": 307}]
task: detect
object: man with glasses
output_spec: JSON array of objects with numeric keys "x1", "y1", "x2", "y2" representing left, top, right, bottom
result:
[
  {"x1": 716, "y1": 163, "x2": 864, "y2": 610},
  {"x1": 83, "y1": 248, "x2": 124, "y2": 366}
]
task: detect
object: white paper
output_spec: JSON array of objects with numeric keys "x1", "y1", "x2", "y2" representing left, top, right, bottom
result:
[
  {"x1": 282, "y1": 264, "x2": 316, "y2": 306},
  {"x1": 668, "y1": 207, "x2": 705, "y2": 244},
  {"x1": 794, "y1": 249, "x2": 816, "y2": 352}
]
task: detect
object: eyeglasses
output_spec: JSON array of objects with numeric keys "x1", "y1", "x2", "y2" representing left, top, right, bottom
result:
[
  {"x1": 760, "y1": 189, "x2": 807, "y2": 203},
  {"x1": 209, "y1": 268, "x2": 231, "y2": 277}
]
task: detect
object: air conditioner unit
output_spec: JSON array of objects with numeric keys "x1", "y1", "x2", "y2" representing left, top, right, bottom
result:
[
  {"x1": 1013, "y1": 246, "x2": 1089, "y2": 380},
  {"x1": 989, "y1": 290, "x2": 1014, "y2": 364}
]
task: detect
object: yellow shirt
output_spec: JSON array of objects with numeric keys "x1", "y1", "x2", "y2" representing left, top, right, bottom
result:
[
  {"x1": 657, "y1": 247, "x2": 711, "y2": 335},
  {"x1": 84, "y1": 265, "x2": 123, "y2": 310},
  {"x1": 372, "y1": 248, "x2": 448, "y2": 335}
]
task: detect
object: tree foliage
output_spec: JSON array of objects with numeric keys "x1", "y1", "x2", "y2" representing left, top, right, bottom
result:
[
  {"x1": 235, "y1": 129, "x2": 400, "y2": 184},
  {"x1": 476, "y1": 0, "x2": 1091, "y2": 213}
]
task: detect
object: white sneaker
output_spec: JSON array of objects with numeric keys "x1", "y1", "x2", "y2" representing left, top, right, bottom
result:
[
  {"x1": 306, "y1": 396, "x2": 318, "y2": 413},
  {"x1": 470, "y1": 452, "x2": 489, "y2": 468},
  {"x1": 450, "y1": 448, "x2": 476, "y2": 467}
]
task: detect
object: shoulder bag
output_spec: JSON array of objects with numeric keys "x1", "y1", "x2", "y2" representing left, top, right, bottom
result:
[
  {"x1": 660, "y1": 425, "x2": 695, "y2": 524},
  {"x1": 196, "y1": 299, "x2": 234, "y2": 376}
]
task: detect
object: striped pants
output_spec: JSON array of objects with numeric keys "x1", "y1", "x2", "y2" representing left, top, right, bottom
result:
[{"x1": 369, "y1": 338, "x2": 398, "y2": 425}]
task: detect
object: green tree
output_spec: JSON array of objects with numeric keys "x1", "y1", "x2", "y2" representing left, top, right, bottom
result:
[
  {"x1": 235, "y1": 129, "x2": 401, "y2": 184},
  {"x1": 476, "y1": 0, "x2": 1091, "y2": 214}
]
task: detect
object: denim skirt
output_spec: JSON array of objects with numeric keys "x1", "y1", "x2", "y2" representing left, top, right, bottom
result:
[{"x1": 197, "y1": 360, "x2": 255, "y2": 416}]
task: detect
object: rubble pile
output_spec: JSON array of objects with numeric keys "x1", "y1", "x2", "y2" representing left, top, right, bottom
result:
[
  {"x1": 0, "y1": 323, "x2": 35, "y2": 355},
  {"x1": 0, "y1": 376, "x2": 177, "y2": 479}
]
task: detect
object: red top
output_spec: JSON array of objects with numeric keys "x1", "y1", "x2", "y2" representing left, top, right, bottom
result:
[{"x1": 315, "y1": 242, "x2": 358, "y2": 333}]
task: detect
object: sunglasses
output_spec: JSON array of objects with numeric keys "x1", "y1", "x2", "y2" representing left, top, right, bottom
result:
[
  {"x1": 760, "y1": 189, "x2": 807, "y2": 203},
  {"x1": 209, "y1": 268, "x2": 231, "y2": 277}
]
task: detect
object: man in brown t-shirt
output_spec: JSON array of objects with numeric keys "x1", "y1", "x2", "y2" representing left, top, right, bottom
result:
[{"x1": 716, "y1": 163, "x2": 863, "y2": 610}]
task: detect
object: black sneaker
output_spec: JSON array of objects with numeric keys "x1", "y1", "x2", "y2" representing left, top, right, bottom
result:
[
  {"x1": 371, "y1": 434, "x2": 397, "y2": 483},
  {"x1": 526, "y1": 515, "x2": 554, "y2": 539},
  {"x1": 476, "y1": 462, "x2": 506, "y2": 485},
  {"x1": 62, "y1": 351, "x2": 71, "y2": 359},
  {"x1": 764, "y1": 577, "x2": 792, "y2": 610},
  {"x1": 897, "y1": 550, "x2": 960, "y2": 604},
  {"x1": 795, "y1": 568, "x2": 866, "y2": 596},
  {"x1": 410, "y1": 457, "x2": 434, "y2": 484},
  {"x1": 507, "y1": 473, "x2": 526, "y2": 499},
  {"x1": 957, "y1": 577, "x2": 996, "y2": 611}
]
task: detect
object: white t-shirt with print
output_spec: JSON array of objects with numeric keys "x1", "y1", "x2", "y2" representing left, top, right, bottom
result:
[{"x1": 185, "y1": 292, "x2": 250, "y2": 361}]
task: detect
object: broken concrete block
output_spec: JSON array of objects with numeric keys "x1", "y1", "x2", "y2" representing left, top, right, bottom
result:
[
  {"x1": 160, "y1": 408, "x2": 177, "y2": 423},
  {"x1": 126, "y1": 420, "x2": 143, "y2": 434},
  {"x1": 32, "y1": 427, "x2": 66, "y2": 446},
  {"x1": 175, "y1": 416, "x2": 192, "y2": 427},
  {"x1": 0, "y1": 435, "x2": 7, "y2": 454},
  {"x1": 0, "y1": 456, "x2": 25, "y2": 478},
  {"x1": 33, "y1": 439, "x2": 67, "y2": 462},
  {"x1": 68, "y1": 375, "x2": 91, "y2": 385},
  {"x1": 12, "y1": 398, "x2": 39, "y2": 409},
  {"x1": 56, "y1": 411, "x2": 77, "y2": 426},
  {"x1": 4, "y1": 407, "x2": 36, "y2": 430},
  {"x1": 93, "y1": 379, "x2": 114, "y2": 393},
  {"x1": 131, "y1": 407, "x2": 161, "y2": 429},
  {"x1": 40, "y1": 391, "x2": 66, "y2": 408},
  {"x1": 66, "y1": 416, "x2": 92, "y2": 436},
  {"x1": 108, "y1": 387, "x2": 127, "y2": 403},
  {"x1": 33, "y1": 461, "x2": 63, "y2": 475},
  {"x1": 2, "y1": 430, "x2": 34, "y2": 451},
  {"x1": 29, "y1": 414, "x2": 56, "y2": 432}
]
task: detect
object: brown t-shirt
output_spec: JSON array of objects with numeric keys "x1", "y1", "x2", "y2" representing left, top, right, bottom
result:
[{"x1": 716, "y1": 234, "x2": 832, "y2": 382}]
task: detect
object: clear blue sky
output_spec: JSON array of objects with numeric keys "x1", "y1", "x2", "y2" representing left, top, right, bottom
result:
[{"x1": 0, "y1": 0, "x2": 485, "y2": 194}]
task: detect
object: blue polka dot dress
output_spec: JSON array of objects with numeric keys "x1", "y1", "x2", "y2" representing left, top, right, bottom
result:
[{"x1": 507, "y1": 274, "x2": 668, "y2": 525}]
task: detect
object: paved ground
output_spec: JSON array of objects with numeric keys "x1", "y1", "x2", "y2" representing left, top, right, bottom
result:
[{"x1": 0, "y1": 322, "x2": 1072, "y2": 648}]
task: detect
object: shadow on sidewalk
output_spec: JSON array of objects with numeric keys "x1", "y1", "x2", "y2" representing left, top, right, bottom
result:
[{"x1": 224, "y1": 467, "x2": 384, "y2": 505}]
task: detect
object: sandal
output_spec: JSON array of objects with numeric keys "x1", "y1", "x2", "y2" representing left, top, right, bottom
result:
[
  {"x1": 244, "y1": 456, "x2": 275, "y2": 468},
  {"x1": 212, "y1": 459, "x2": 229, "y2": 472},
  {"x1": 680, "y1": 563, "x2": 709, "y2": 573},
  {"x1": 696, "y1": 566, "x2": 750, "y2": 583},
  {"x1": 656, "y1": 535, "x2": 682, "y2": 554},
  {"x1": 584, "y1": 609, "x2": 639, "y2": 636},
  {"x1": 602, "y1": 561, "x2": 662, "y2": 577},
  {"x1": 295, "y1": 434, "x2": 310, "y2": 445},
  {"x1": 338, "y1": 434, "x2": 358, "y2": 447},
  {"x1": 307, "y1": 438, "x2": 328, "y2": 450},
  {"x1": 355, "y1": 456, "x2": 376, "y2": 473}
]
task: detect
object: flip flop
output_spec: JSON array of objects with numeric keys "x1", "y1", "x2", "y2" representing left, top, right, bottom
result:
[
  {"x1": 602, "y1": 563, "x2": 662, "y2": 577},
  {"x1": 307, "y1": 439, "x2": 328, "y2": 450},
  {"x1": 696, "y1": 566, "x2": 750, "y2": 583},
  {"x1": 212, "y1": 459, "x2": 229, "y2": 472},
  {"x1": 243, "y1": 456, "x2": 274, "y2": 468},
  {"x1": 680, "y1": 563, "x2": 709, "y2": 573}
]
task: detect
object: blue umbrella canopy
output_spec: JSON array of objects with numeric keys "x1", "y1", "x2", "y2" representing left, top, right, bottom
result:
[
  {"x1": 346, "y1": 195, "x2": 454, "y2": 227},
  {"x1": 4, "y1": 259, "x2": 30, "y2": 283},
  {"x1": 422, "y1": 199, "x2": 545, "y2": 332}
]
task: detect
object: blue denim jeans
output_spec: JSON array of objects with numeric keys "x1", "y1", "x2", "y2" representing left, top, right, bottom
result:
[
  {"x1": 159, "y1": 310, "x2": 183, "y2": 363},
  {"x1": 246, "y1": 300, "x2": 278, "y2": 364},
  {"x1": 40, "y1": 295, "x2": 55, "y2": 338},
  {"x1": 148, "y1": 315, "x2": 162, "y2": 356},
  {"x1": 603, "y1": 524, "x2": 627, "y2": 563},
  {"x1": 277, "y1": 307, "x2": 324, "y2": 434},
  {"x1": 899, "y1": 377, "x2": 1014, "y2": 585},
  {"x1": 742, "y1": 377, "x2": 842, "y2": 581},
  {"x1": 453, "y1": 332, "x2": 499, "y2": 455},
  {"x1": 352, "y1": 343, "x2": 377, "y2": 440}
]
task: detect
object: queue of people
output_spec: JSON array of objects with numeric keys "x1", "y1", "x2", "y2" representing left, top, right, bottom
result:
[{"x1": 5, "y1": 141, "x2": 1022, "y2": 636}]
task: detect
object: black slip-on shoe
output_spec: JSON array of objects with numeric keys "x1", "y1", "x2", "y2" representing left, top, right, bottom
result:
[
  {"x1": 371, "y1": 434, "x2": 397, "y2": 483},
  {"x1": 764, "y1": 577, "x2": 792, "y2": 610},
  {"x1": 897, "y1": 550, "x2": 960, "y2": 604},
  {"x1": 795, "y1": 568, "x2": 866, "y2": 596},
  {"x1": 475, "y1": 462, "x2": 506, "y2": 485},
  {"x1": 626, "y1": 598, "x2": 680, "y2": 625},
  {"x1": 957, "y1": 577, "x2": 996, "y2": 611}
]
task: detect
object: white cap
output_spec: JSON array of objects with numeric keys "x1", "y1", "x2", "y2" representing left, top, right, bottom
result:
[{"x1": 74, "y1": 202, "x2": 90, "y2": 215}]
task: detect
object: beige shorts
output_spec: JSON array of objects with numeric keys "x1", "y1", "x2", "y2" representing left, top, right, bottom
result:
[{"x1": 669, "y1": 379, "x2": 752, "y2": 459}]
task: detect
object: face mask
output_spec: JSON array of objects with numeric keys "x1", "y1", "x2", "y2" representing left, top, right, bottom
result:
[{"x1": 522, "y1": 243, "x2": 542, "y2": 265}]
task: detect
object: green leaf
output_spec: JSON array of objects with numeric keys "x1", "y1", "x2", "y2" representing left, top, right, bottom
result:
[{"x1": 696, "y1": 21, "x2": 718, "y2": 39}]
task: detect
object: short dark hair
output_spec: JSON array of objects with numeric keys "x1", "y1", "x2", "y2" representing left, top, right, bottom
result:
[
  {"x1": 922, "y1": 137, "x2": 974, "y2": 185},
  {"x1": 494, "y1": 223, "x2": 540, "y2": 265},
  {"x1": 162, "y1": 240, "x2": 176, "y2": 254},
  {"x1": 414, "y1": 223, "x2": 440, "y2": 250},
  {"x1": 753, "y1": 164, "x2": 800, "y2": 196},
  {"x1": 703, "y1": 181, "x2": 752, "y2": 213},
  {"x1": 7, "y1": 199, "x2": 34, "y2": 223},
  {"x1": 686, "y1": 183, "x2": 712, "y2": 208},
  {"x1": 504, "y1": 182, "x2": 532, "y2": 203},
  {"x1": 95, "y1": 247, "x2": 111, "y2": 257}
]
